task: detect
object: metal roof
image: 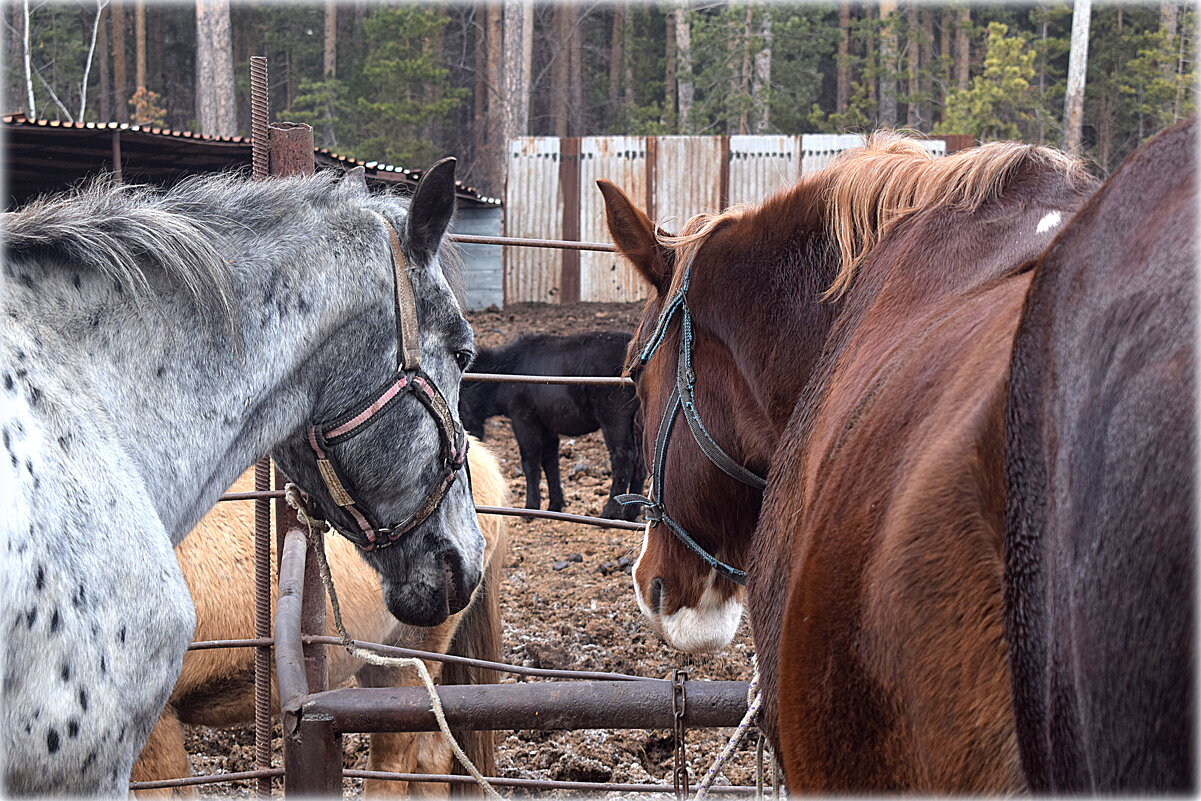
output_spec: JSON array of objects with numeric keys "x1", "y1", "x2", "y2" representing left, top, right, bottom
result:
[{"x1": 2, "y1": 114, "x2": 501, "y2": 208}]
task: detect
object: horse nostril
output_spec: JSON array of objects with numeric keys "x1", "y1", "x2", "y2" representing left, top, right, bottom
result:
[
  {"x1": 440, "y1": 551, "x2": 467, "y2": 614},
  {"x1": 650, "y1": 577, "x2": 665, "y2": 614}
]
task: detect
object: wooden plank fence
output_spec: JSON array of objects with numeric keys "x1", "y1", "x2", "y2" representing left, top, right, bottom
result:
[{"x1": 505, "y1": 133, "x2": 957, "y2": 305}]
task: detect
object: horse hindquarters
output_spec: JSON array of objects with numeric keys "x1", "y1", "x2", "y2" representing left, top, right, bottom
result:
[
  {"x1": 773, "y1": 279, "x2": 1029, "y2": 793},
  {"x1": 1005, "y1": 118, "x2": 1197, "y2": 793}
]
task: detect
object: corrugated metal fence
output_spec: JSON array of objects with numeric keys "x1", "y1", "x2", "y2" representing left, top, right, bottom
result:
[{"x1": 504, "y1": 133, "x2": 952, "y2": 304}]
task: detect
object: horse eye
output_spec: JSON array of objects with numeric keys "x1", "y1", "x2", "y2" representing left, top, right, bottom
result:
[{"x1": 454, "y1": 350, "x2": 474, "y2": 371}]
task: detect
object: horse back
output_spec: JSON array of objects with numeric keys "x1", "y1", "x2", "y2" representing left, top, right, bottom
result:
[
  {"x1": 1005, "y1": 117, "x2": 1196, "y2": 792},
  {"x1": 773, "y1": 273, "x2": 1031, "y2": 792}
]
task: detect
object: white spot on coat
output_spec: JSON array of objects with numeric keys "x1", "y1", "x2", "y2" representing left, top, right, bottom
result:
[{"x1": 1037, "y1": 211, "x2": 1062, "y2": 234}]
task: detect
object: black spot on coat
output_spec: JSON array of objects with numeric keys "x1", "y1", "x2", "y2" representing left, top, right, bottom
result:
[{"x1": 46, "y1": 728, "x2": 59, "y2": 753}]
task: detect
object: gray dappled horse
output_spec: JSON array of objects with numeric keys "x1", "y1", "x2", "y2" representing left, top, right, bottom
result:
[{"x1": 0, "y1": 161, "x2": 483, "y2": 795}]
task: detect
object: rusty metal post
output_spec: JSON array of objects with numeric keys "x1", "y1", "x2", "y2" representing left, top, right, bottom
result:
[
  {"x1": 249, "y1": 53, "x2": 272, "y2": 800},
  {"x1": 268, "y1": 122, "x2": 315, "y2": 177},
  {"x1": 264, "y1": 112, "x2": 323, "y2": 709},
  {"x1": 110, "y1": 129, "x2": 122, "y2": 182},
  {"x1": 284, "y1": 715, "x2": 343, "y2": 797},
  {"x1": 278, "y1": 531, "x2": 341, "y2": 796}
]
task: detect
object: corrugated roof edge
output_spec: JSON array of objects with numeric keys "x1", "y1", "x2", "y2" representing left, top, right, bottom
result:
[{"x1": 2, "y1": 115, "x2": 502, "y2": 206}]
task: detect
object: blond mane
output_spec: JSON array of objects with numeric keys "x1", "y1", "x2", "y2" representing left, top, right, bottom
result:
[{"x1": 654, "y1": 131, "x2": 1088, "y2": 302}]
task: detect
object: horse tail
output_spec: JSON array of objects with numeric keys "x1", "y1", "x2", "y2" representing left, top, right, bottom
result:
[{"x1": 443, "y1": 438, "x2": 509, "y2": 795}]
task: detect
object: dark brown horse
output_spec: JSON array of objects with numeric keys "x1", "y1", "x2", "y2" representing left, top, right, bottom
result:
[
  {"x1": 1004, "y1": 117, "x2": 1196, "y2": 793},
  {"x1": 601, "y1": 133, "x2": 1096, "y2": 790}
]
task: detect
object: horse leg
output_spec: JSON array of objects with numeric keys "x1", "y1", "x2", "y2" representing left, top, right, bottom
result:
[
  {"x1": 130, "y1": 705, "x2": 194, "y2": 799},
  {"x1": 541, "y1": 429, "x2": 565, "y2": 513},
  {"x1": 357, "y1": 621, "x2": 454, "y2": 799},
  {"x1": 510, "y1": 414, "x2": 544, "y2": 510},
  {"x1": 626, "y1": 423, "x2": 647, "y2": 521},
  {"x1": 598, "y1": 421, "x2": 634, "y2": 520}
]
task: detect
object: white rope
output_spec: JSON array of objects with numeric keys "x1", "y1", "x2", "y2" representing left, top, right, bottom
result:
[
  {"x1": 284, "y1": 484, "x2": 503, "y2": 800},
  {"x1": 691, "y1": 663, "x2": 762, "y2": 801}
]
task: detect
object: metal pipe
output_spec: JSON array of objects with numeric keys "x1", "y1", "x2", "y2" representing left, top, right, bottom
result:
[
  {"x1": 473, "y1": 505, "x2": 644, "y2": 530},
  {"x1": 449, "y1": 233, "x2": 615, "y2": 253},
  {"x1": 215, "y1": 492, "x2": 644, "y2": 531},
  {"x1": 303, "y1": 680, "x2": 750, "y2": 734},
  {"x1": 464, "y1": 372, "x2": 633, "y2": 387},
  {"x1": 128, "y1": 769, "x2": 285, "y2": 791},
  {"x1": 248, "y1": 55, "x2": 270, "y2": 800},
  {"x1": 275, "y1": 529, "x2": 311, "y2": 712},
  {"x1": 342, "y1": 770, "x2": 758, "y2": 795},
  {"x1": 284, "y1": 714, "x2": 342, "y2": 796}
]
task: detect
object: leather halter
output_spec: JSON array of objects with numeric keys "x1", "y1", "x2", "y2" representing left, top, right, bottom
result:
[
  {"x1": 305, "y1": 211, "x2": 467, "y2": 552},
  {"x1": 617, "y1": 250, "x2": 765, "y2": 586}
]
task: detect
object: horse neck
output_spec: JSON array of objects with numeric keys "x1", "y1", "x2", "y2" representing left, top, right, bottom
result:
[
  {"x1": 691, "y1": 220, "x2": 841, "y2": 459},
  {"x1": 11, "y1": 225, "x2": 391, "y2": 542}
]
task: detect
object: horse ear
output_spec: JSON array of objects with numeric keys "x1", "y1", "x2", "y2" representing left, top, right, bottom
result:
[
  {"x1": 340, "y1": 165, "x2": 369, "y2": 197},
  {"x1": 597, "y1": 179, "x2": 673, "y2": 295},
  {"x1": 407, "y1": 157, "x2": 457, "y2": 263}
]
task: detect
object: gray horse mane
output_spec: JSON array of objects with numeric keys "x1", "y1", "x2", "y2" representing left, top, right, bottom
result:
[{"x1": 2, "y1": 168, "x2": 464, "y2": 312}]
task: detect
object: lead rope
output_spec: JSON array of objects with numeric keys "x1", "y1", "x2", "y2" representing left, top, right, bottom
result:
[
  {"x1": 284, "y1": 484, "x2": 503, "y2": 801},
  {"x1": 690, "y1": 661, "x2": 762, "y2": 801}
]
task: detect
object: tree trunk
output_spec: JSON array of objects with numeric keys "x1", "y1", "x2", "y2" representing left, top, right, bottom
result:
[
  {"x1": 878, "y1": 0, "x2": 897, "y2": 126},
  {"x1": 134, "y1": 0, "x2": 146, "y2": 92},
  {"x1": 112, "y1": 0, "x2": 127, "y2": 122},
  {"x1": 483, "y1": 0, "x2": 503, "y2": 193},
  {"x1": 567, "y1": 3, "x2": 582, "y2": 132},
  {"x1": 664, "y1": 8, "x2": 676, "y2": 128},
  {"x1": 738, "y1": 4, "x2": 753, "y2": 134},
  {"x1": 551, "y1": 3, "x2": 571, "y2": 138},
  {"x1": 98, "y1": 4, "x2": 111, "y2": 120},
  {"x1": 836, "y1": 1, "x2": 850, "y2": 114},
  {"x1": 21, "y1": 0, "x2": 34, "y2": 118},
  {"x1": 195, "y1": 0, "x2": 237, "y2": 137},
  {"x1": 752, "y1": 4, "x2": 772, "y2": 133},
  {"x1": 1161, "y1": 0, "x2": 1180, "y2": 121},
  {"x1": 676, "y1": 2, "x2": 693, "y2": 133},
  {"x1": 906, "y1": 1, "x2": 919, "y2": 127},
  {"x1": 865, "y1": 4, "x2": 876, "y2": 108},
  {"x1": 501, "y1": 0, "x2": 533, "y2": 169},
  {"x1": 79, "y1": 0, "x2": 106, "y2": 120},
  {"x1": 324, "y1": 0, "x2": 336, "y2": 78},
  {"x1": 919, "y1": 7, "x2": 933, "y2": 126},
  {"x1": 1062, "y1": 0, "x2": 1091, "y2": 154},
  {"x1": 609, "y1": 3, "x2": 624, "y2": 125},
  {"x1": 955, "y1": 5, "x2": 969, "y2": 91}
]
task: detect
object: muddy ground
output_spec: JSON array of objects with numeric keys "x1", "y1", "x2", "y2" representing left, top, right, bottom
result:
[{"x1": 183, "y1": 303, "x2": 762, "y2": 797}]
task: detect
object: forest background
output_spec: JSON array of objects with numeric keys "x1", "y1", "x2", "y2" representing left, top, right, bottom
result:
[{"x1": 5, "y1": 0, "x2": 1196, "y2": 197}]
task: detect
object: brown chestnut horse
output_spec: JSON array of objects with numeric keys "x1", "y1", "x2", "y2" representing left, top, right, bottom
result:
[
  {"x1": 1004, "y1": 118, "x2": 1196, "y2": 792},
  {"x1": 131, "y1": 436, "x2": 507, "y2": 798},
  {"x1": 601, "y1": 133, "x2": 1096, "y2": 789}
]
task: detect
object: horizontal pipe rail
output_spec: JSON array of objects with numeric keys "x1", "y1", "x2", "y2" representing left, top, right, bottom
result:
[
  {"x1": 474, "y1": 505, "x2": 644, "y2": 530},
  {"x1": 464, "y1": 372, "x2": 633, "y2": 387},
  {"x1": 303, "y1": 680, "x2": 750, "y2": 733},
  {"x1": 128, "y1": 768, "x2": 285, "y2": 791},
  {"x1": 343, "y1": 769, "x2": 758, "y2": 795},
  {"x1": 216, "y1": 492, "x2": 644, "y2": 531},
  {"x1": 449, "y1": 233, "x2": 615, "y2": 253},
  {"x1": 191, "y1": 635, "x2": 655, "y2": 681}
]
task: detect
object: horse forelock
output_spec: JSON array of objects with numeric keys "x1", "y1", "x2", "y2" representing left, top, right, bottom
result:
[{"x1": 819, "y1": 132, "x2": 1090, "y2": 300}]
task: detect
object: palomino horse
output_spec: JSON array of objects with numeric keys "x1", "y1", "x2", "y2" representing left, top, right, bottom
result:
[
  {"x1": 600, "y1": 133, "x2": 1096, "y2": 790},
  {"x1": 132, "y1": 436, "x2": 508, "y2": 797},
  {"x1": 1004, "y1": 117, "x2": 1196, "y2": 792},
  {"x1": 1, "y1": 162, "x2": 482, "y2": 794}
]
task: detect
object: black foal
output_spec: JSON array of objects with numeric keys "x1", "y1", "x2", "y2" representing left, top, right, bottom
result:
[{"x1": 460, "y1": 331, "x2": 643, "y2": 520}]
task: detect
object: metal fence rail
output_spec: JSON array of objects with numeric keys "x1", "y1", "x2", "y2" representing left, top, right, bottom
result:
[{"x1": 273, "y1": 529, "x2": 758, "y2": 796}]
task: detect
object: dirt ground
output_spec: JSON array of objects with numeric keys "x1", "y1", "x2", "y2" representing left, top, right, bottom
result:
[{"x1": 183, "y1": 303, "x2": 763, "y2": 797}]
